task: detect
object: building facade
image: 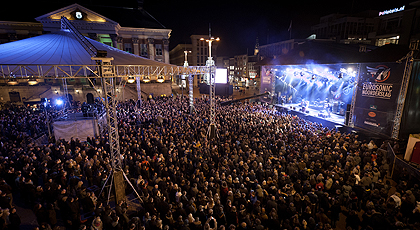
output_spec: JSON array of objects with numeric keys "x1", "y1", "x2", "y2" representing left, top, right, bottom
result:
[
  {"x1": 231, "y1": 55, "x2": 258, "y2": 87},
  {"x1": 310, "y1": 2, "x2": 420, "y2": 49},
  {"x1": 369, "y1": 2, "x2": 420, "y2": 49},
  {"x1": 169, "y1": 44, "x2": 193, "y2": 66},
  {"x1": 0, "y1": 3, "x2": 171, "y2": 63},
  {"x1": 311, "y1": 11, "x2": 378, "y2": 44},
  {"x1": 258, "y1": 39, "x2": 305, "y2": 59},
  {"x1": 0, "y1": 3, "x2": 172, "y2": 103}
]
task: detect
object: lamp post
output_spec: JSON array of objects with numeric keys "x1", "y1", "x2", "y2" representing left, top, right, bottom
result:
[
  {"x1": 183, "y1": 50, "x2": 195, "y2": 113},
  {"x1": 200, "y1": 34, "x2": 220, "y2": 139},
  {"x1": 184, "y1": 50, "x2": 191, "y2": 65},
  {"x1": 200, "y1": 37, "x2": 220, "y2": 84},
  {"x1": 182, "y1": 50, "x2": 191, "y2": 98}
]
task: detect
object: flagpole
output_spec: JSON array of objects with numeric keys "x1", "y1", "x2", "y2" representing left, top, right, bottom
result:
[{"x1": 288, "y1": 20, "x2": 292, "y2": 40}]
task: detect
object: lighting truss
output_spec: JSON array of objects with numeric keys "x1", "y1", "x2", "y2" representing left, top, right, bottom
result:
[
  {"x1": 348, "y1": 64, "x2": 361, "y2": 127},
  {"x1": 0, "y1": 64, "x2": 207, "y2": 79},
  {"x1": 189, "y1": 73, "x2": 194, "y2": 113},
  {"x1": 209, "y1": 65, "x2": 216, "y2": 125},
  {"x1": 392, "y1": 50, "x2": 414, "y2": 139}
]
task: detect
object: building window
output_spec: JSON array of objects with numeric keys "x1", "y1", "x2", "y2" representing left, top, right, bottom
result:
[
  {"x1": 124, "y1": 43, "x2": 132, "y2": 53},
  {"x1": 155, "y1": 44, "x2": 162, "y2": 56},
  {"x1": 376, "y1": 36, "x2": 399, "y2": 46},
  {"x1": 141, "y1": 44, "x2": 148, "y2": 56}
]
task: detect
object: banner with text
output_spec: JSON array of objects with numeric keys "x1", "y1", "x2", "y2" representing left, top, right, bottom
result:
[
  {"x1": 260, "y1": 66, "x2": 274, "y2": 102},
  {"x1": 353, "y1": 62, "x2": 404, "y2": 136}
]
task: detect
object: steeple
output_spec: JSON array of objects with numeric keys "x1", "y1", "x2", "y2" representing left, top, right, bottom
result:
[{"x1": 254, "y1": 37, "x2": 259, "y2": 55}]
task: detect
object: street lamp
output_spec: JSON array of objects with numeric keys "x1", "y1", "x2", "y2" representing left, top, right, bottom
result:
[
  {"x1": 200, "y1": 37, "x2": 220, "y2": 62},
  {"x1": 200, "y1": 34, "x2": 220, "y2": 139},
  {"x1": 182, "y1": 50, "x2": 192, "y2": 97},
  {"x1": 200, "y1": 37, "x2": 220, "y2": 82},
  {"x1": 183, "y1": 50, "x2": 195, "y2": 113},
  {"x1": 184, "y1": 50, "x2": 191, "y2": 66}
]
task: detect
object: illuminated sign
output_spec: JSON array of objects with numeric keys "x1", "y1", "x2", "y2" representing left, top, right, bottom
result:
[{"x1": 379, "y1": 6, "x2": 405, "y2": 16}]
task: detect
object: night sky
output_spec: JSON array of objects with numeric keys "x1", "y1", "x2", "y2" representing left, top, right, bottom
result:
[
  {"x1": 143, "y1": 0, "x2": 412, "y2": 56},
  {"x1": 0, "y1": 0, "x2": 413, "y2": 57}
]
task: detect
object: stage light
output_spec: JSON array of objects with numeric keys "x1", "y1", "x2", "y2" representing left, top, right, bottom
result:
[
  {"x1": 157, "y1": 75, "x2": 165, "y2": 83},
  {"x1": 27, "y1": 77, "x2": 38, "y2": 85},
  {"x1": 55, "y1": 99, "x2": 63, "y2": 106},
  {"x1": 127, "y1": 76, "x2": 135, "y2": 84},
  {"x1": 7, "y1": 78, "x2": 18, "y2": 85},
  {"x1": 143, "y1": 76, "x2": 151, "y2": 83}
]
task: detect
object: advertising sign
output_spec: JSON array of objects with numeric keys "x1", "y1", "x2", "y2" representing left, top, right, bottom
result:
[
  {"x1": 260, "y1": 66, "x2": 273, "y2": 93},
  {"x1": 353, "y1": 62, "x2": 404, "y2": 136},
  {"x1": 260, "y1": 66, "x2": 274, "y2": 102}
]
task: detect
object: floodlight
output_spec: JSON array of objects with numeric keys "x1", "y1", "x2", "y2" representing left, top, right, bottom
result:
[
  {"x1": 143, "y1": 76, "x2": 151, "y2": 83},
  {"x1": 28, "y1": 77, "x2": 38, "y2": 85},
  {"x1": 55, "y1": 99, "x2": 63, "y2": 106},
  {"x1": 157, "y1": 75, "x2": 165, "y2": 83},
  {"x1": 127, "y1": 76, "x2": 135, "y2": 83},
  {"x1": 7, "y1": 79, "x2": 18, "y2": 85}
]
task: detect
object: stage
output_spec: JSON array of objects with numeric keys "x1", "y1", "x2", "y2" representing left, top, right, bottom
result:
[
  {"x1": 260, "y1": 60, "x2": 412, "y2": 139},
  {"x1": 275, "y1": 102, "x2": 345, "y2": 124},
  {"x1": 274, "y1": 102, "x2": 392, "y2": 141},
  {"x1": 274, "y1": 103, "x2": 351, "y2": 131}
]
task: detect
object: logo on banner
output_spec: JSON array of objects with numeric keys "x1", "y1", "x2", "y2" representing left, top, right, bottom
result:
[
  {"x1": 364, "y1": 121, "x2": 380, "y2": 127},
  {"x1": 368, "y1": 112, "x2": 376, "y2": 117},
  {"x1": 366, "y1": 65, "x2": 391, "y2": 82},
  {"x1": 362, "y1": 65, "x2": 393, "y2": 99},
  {"x1": 362, "y1": 82, "x2": 392, "y2": 99}
]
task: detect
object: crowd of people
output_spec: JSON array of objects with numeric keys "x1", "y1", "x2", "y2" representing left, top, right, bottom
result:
[{"x1": 0, "y1": 96, "x2": 418, "y2": 230}]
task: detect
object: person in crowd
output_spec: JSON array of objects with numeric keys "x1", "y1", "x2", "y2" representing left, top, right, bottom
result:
[{"x1": 0, "y1": 96, "x2": 417, "y2": 230}]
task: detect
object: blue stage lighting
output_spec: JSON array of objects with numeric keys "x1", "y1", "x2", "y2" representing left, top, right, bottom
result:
[{"x1": 55, "y1": 99, "x2": 63, "y2": 106}]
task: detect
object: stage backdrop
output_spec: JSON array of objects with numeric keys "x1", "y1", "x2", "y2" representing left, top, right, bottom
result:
[{"x1": 353, "y1": 62, "x2": 405, "y2": 136}]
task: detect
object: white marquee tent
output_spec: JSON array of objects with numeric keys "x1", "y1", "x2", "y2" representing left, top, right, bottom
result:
[{"x1": 0, "y1": 29, "x2": 173, "y2": 66}]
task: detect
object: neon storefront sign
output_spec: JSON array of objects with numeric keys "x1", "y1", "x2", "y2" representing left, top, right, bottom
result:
[{"x1": 379, "y1": 6, "x2": 405, "y2": 16}]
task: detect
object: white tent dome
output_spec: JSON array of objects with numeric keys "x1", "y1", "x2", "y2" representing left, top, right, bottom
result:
[{"x1": 0, "y1": 29, "x2": 172, "y2": 66}]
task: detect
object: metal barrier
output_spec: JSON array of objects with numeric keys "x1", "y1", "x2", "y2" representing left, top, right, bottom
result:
[
  {"x1": 33, "y1": 133, "x2": 49, "y2": 146},
  {"x1": 386, "y1": 142, "x2": 420, "y2": 186}
]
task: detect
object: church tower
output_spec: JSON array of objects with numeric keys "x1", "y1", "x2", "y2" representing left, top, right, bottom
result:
[{"x1": 254, "y1": 37, "x2": 259, "y2": 55}]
